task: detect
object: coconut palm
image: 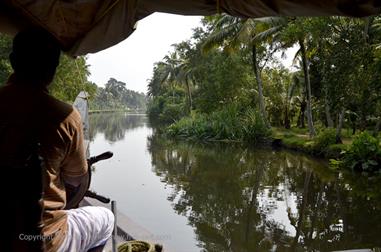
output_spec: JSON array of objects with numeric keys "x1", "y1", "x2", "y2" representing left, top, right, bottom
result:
[
  {"x1": 147, "y1": 62, "x2": 167, "y2": 98},
  {"x1": 161, "y1": 52, "x2": 181, "y2": 92},
  {"x1": 202, "y1": 14, "x2": 271, "y2": 128},
  {"x1": 161, "y1": 51, "x2": 196, "y2": 113},
  {"x1": 176, "y1": 58, "x2": 195, "y2": 112},
  {"x1": 255, "y1": 17, "x2": 317, "y2": 137}
]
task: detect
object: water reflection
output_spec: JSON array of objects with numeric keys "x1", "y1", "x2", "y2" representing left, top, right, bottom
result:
[
  {"x1": 89, "y1": 112, "x2": 147, "y2": 142},
  {"x1": 147, "y1": 133, "x2": 381, "y2": 251}
]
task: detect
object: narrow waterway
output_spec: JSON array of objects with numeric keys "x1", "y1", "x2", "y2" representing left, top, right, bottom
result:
[{"x1": 89, "y1": 112, "x2": 381, "y2": 252}]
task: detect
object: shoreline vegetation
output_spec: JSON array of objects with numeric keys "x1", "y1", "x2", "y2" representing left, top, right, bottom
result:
[
  {"x1": 164, "y1": 108, "x2": 344, "y2": 158},
  {"x1": 147, "y1": 16, "x2": 381, "y2": 173},
  {"x1": 165, "y1": 112, "x2": 381, "y2": 173}
]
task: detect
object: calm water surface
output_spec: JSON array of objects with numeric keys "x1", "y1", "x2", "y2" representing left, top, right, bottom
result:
[{"x1": 89, "y1": 112, "x2": 381, "y2": 252}]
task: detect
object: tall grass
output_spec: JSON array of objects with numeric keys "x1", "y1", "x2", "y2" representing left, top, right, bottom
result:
[{"x1": 167, "y1": 105, "x2": 270, "y2": 143}]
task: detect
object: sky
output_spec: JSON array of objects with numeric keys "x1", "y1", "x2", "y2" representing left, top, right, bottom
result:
[
  {"x1": 87, "y1": 13, "x2": 297, "y2": 94},
  {"x1": 87, "y1": 13, "x2": 202, "y2": 94}
]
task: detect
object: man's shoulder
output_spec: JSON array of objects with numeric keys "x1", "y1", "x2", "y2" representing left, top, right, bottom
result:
[
  {"x1": 44, "y1": 94, "x2": 73, "y2": 113},
  {"x1": 44, "y1": 95, "x2": 82, "y2": 127}
]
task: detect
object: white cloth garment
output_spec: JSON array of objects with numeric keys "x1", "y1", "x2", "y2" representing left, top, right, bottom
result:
[{"x1": 58, "y1": 206, "x2": 114, "y2": 252}]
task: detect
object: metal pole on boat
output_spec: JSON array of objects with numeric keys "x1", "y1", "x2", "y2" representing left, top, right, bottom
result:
[{"x1": 111, "y1": 200, "x2": 117, "y2": 252}]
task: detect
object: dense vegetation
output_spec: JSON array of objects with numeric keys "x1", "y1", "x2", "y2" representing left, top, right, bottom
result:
[
  {"x1": 147, "y1": 16, "x2": 381, "y2": 170},
  {"x1": 90, "y1": 78, "x2": 146, "y2": 111},
  {"x1": 0, "y1": 33, "x2": 146, "y2": 111}
]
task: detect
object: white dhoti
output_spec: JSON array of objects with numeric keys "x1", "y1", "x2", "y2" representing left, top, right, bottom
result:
[{"x1": 58, "y1": 206, "x2": 114, "y2": 252}]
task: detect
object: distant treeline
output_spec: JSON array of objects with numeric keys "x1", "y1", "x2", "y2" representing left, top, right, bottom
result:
[{"x1": 90, "y1": 78, "x2": 147, "y2": 111}]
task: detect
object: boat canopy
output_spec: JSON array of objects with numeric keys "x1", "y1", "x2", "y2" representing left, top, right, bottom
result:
[{"x1": 0, "y1": 0, "x2": 380, "y2": 56}]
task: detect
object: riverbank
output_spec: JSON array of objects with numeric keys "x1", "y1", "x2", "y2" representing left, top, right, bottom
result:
[
  {"x1": 271, "y1": 127, "x2": 350, "y2": 159},
  {"x1": 168, "y1": 124, "x2": 350, "y2": 159},
  {"x1": 166, "y1": 115, "x2": 349, "y2": 159},
  {"x1": 163, "y1": 105, "x2": 381, "y2": 172},
  {"x1": 166, "y1": 119, "x2": 381, "y2": 172},
  {"x1": 165, "y1": 110, "x2": 349, "y2": 159}
]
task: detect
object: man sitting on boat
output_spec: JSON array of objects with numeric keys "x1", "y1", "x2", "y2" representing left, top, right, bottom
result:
[{"x1": 0, "y1": 28, "x2": 114, "y2": 252}]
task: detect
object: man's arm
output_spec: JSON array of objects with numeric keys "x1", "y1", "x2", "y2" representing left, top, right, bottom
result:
[
  {"x1": 61, "y1": 109, "x2": 88, "y2": 186},
  {"x1": 63, "y1": 173, "x2": 87, "y2": 187}
]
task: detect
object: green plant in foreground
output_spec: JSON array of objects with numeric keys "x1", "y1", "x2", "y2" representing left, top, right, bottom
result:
[
  {"x1": 166, "y1": 106, "x2": 270, "y2": 143},
  {"x1": 313, "y1": 128, "x2": 337, "y2": 154},
  {"x1": 334, "y1": 132, "x2": 381, "y2": 172},
  {"x1": 242, "y1": 108, "x2": 271, "y2": 143}
]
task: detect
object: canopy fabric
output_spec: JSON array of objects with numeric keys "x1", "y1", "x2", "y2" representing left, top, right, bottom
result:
[{"x1": 1, "y1": 0, "x2": 380, "y2": 56}]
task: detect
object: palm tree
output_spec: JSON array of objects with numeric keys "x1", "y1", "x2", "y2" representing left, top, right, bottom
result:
[
  {"x1": 160, "y1": 51, "x2": 195, "y2": 113},
  {"x1": 255, "y1": 17, "x2": 317, "y2": 137},
  {"x1": 289, "y1": 73, "x2": 308, "y2": 129},
  {"x1": 161, "y1": 52, "x2": 181, "y2": 99},
  {"x1": 176, "y1": 58, "x2": 195, "y2": 112},
  {"x1": 147, "y1": 62, "x2": 167, "y2": 98},
  {"x1": 202, "y1": 15, "x2": 271, "y2": 128}
]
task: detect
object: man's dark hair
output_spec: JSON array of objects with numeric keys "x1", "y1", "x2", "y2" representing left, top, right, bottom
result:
[{"x1": 10, "y1": 28, "x2": 61, "y2": 85}]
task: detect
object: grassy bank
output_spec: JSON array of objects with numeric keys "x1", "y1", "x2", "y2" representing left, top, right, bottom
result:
[
  {"x1": 166, "y1": 106, "x2": 271, "y2": 144},
  {"x1": 273, "y1": 128, "x2": 381, "y2": 172},
  {"x1": 165, "y1": 109, "x2": 351, "y2": 159},
  {"x1": 164, "y1": 106, "x2": 381, "y2": 172},
  {"x1": 272, "y1": 127, "x2": 350, "y2": 159}
]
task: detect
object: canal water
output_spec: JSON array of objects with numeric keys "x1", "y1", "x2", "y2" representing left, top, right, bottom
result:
[{"x1": 89, "y1": 112, "x2": 381, "y2": 252}]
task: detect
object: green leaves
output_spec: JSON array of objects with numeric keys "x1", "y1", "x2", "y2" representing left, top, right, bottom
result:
[
  {"x1": 167, "y1": 105, "x2": 270, "y2": 143},
  {"x1": 0, "y1": 33, "x2": 96, "y2": 102},
  {"x1": 0, "y1": 34, "x2": 12, "y2": 85},
  {"x1": 91, "y1": 78, "x2": 146, "y2": 111},
  {"x1": 333, "y1": 132, "x2": 381, "y2": 172},
  {"x1": 50, "y1": 55, "x2": 96, "y2": 102}
]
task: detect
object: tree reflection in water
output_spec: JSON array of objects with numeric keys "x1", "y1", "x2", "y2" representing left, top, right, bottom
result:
[
  {"x1": 147, "y1": 133, "x2": 381, "y2": 252},
  {"x1": 89, "y1": 112, "x2": 147, "y2": 143}
]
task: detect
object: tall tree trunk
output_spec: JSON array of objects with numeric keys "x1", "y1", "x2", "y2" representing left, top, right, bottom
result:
[
  {"x1": 349, "y1": 112, "x2": 357, "y2": 135},
  {"x1": 364, "y1": 17, "x2": 370, "y2": 43},
  {"x1": 325, "y1": 99, "x2": 334, "y2": 128},
  {"x1": 360, "y1": 112, "x2": 367, "y2": 131},
  {"x1": 299, "y1": 39, "x2": 316, "y2": 137},
  {"x1": 298, "y1": 98, "x2": 306, "y2": 128},
  {"x1": 252, "y1": 45, "x2": 270, "y2": 128},
  {"x1": 373, "y1": 117, "x2": 381, "y2": 136},
  {"x1": 336, "y1": 107, "x2": 345, "y2": 144},
  {"x1": 185, "y1": 78, "x2": 193, "y2": 113},
  {"x1": 284, "y1": 104, "x2": 291, "y2": 129}
]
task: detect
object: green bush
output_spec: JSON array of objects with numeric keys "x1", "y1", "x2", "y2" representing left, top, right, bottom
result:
[
  {"x1": 242, "y1": 108, "x2": 271, "y2": 143},
  {"x1": 282, "y1": 136, "x2": 306, "y2": 149},
  {"x1": 209, "y1": 104, "x2": 243, "y2": 140},
  {"x1": 167, "y1": 106, "x2": 270, "y2": 143},
  {"x1": 342, "y1": 132, "x2": 381, "y2": 172},
  {"x1": 159, "y1": 103, "x2": 186, "y2": 123},
  {"x1": 325, "y1": 144, "x2": 348, "y2": 159},
  {"x1": 313, "y1": 128, "x2": 337, "y2": 154},
  {"x1": 147, "y1": 97, "x2": 165, "y2": 119},
  {"x1": 147, "y1": 94, "x2": 187, "y2": 124}
]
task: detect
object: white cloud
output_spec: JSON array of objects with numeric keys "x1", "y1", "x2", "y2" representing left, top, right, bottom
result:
[{"x1": 87, "y1": 13, "x2": 202, "y2": 94}]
